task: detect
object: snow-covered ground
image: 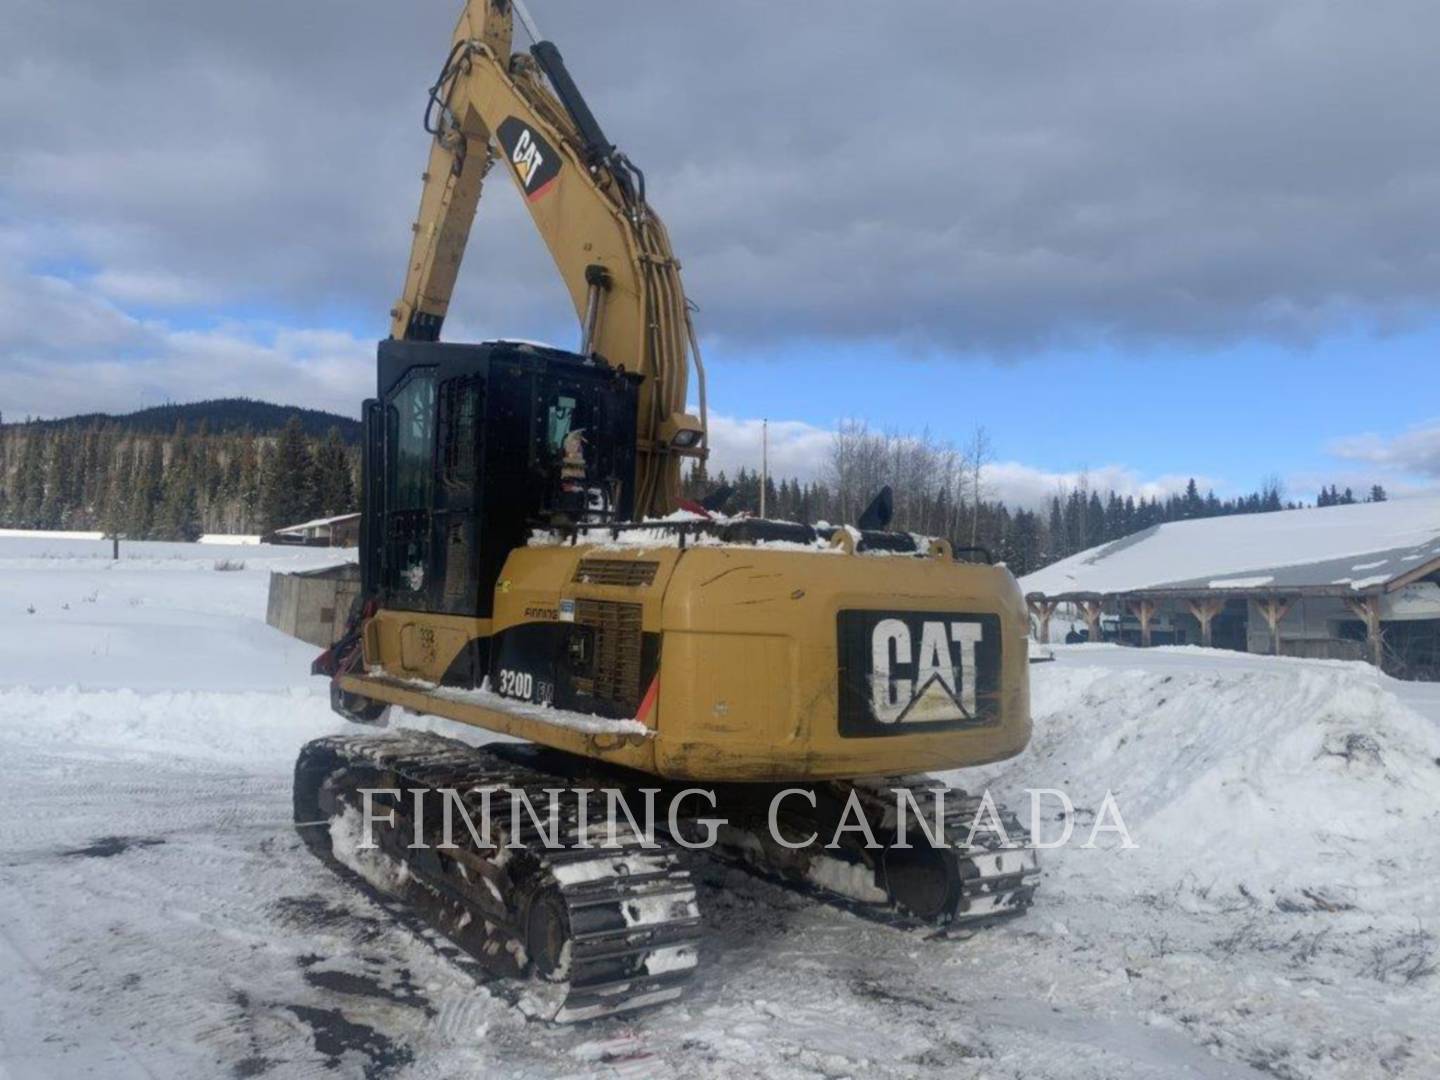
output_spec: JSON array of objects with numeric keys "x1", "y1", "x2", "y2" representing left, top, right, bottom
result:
[{"x1": 0, "y1": 536, "x2": 1436, "y2": 1078}]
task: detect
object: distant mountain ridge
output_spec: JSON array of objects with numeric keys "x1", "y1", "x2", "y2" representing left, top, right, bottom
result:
[{"x1": 3, "y1": 398, "x2": 362, "y2": 443}]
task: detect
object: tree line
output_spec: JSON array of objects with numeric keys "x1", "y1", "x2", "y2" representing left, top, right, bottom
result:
[
  {"x1": 1317, "y1": 483, "x2": 1386, "y2": 507},
  {"x1": 0, "y1": 416, "x2": 357, "y2": 540},
  {"x1": 681, "y1": 422, "x2": 1390, "y2": 578},
  {"x1": 1, "y1": 407, "x2": 1392, "y2": 575}
]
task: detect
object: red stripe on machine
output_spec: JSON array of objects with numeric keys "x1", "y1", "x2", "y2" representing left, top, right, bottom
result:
[
  {"x1": 635, "y1": 676, "x2": 660, "y2": 723},
  {"x1": 527, "y1": 175, "x2": 559, "y2": 202}
]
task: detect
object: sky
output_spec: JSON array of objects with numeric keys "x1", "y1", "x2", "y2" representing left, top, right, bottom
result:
[{"x1": 3, "y1": 0, "x2": 1439, "y2": 508}]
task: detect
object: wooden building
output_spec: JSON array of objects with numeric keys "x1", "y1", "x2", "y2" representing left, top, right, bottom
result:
[
  {"x1": 1021, "y1": 496, "x2": 1440, "y2": 681},
  {"x1": 264, "y1": 512, "x2": 361, "y2": 547}
]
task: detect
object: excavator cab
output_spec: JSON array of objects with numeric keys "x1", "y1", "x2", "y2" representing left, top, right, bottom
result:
[{"x1": 360, "y1": 339, "x2": 639, "y2": 630}]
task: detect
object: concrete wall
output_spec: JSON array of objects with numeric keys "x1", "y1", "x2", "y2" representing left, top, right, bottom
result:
[{"x1": 266, "y1": 564, "x2": 362, "y2": 648}]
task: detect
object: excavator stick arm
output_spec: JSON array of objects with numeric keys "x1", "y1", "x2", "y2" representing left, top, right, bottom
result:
[{"x1": 390, "y1": 0, "x2": 703, "y2": 514}]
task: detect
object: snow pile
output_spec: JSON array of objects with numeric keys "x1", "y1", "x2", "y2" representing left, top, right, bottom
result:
[
  {"x1": 1022, "y1": 494, "x2": 1440, "y2": 596},
  {"x1": 968, "y1": 646, "x2": 1440, "y2": 914},
  {"x1": 0, "y1": 685, "x2": 338, "y2": 764},
  {"x1": 529, "y1": 512, "x2": 937, "y2": 557},
  {"x1": 529, "y1": 510, "x2": 843, "y2": 555}
]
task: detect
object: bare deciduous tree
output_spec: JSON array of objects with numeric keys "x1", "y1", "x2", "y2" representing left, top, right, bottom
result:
[
  {"x1": 826, "y1": 421, "x2": 970, "y2": 536},
  {"x1": 967, "y1": 426, "x2": 992, "y2": 546}
]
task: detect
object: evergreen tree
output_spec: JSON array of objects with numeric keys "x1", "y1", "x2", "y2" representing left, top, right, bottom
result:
[
  {"x1": 1182, "y1": 478, "x2": 1202, "y2": 518},
  {"x1": 1009, "y1": 509, "x2": 1041, "y2": 576},
  {"x1": 78, "y1": 429, "x2": 105, "y2": 525},
  {"x1": 237, "y1": 433, "x2": 262, "y2": 533},
  {"x1": 102, "y1": 441, "x2": 135, "y2": 536},
  {"x1": 155, "y1": 444, "x2": 203, "y2": 542},
  {"x1": 1085, "y1": 491, "x2": 1106, "y2": 549},
  {"x1": 1261, "y1": 480, "x2": 1283, "y2": 512},
  {"x1": 312, "y1": 426, "x2": 357, "y2": 517},
  {"x1": 15, "y1": 431, "x2": 46, "y2": 527},
  {"x1": 39, "y1": 433, "x2": 70, "y2": 528},
  {"x1": 129, "y1": 440, "x2": 164, "y2": 538},
  {"x1": 260, "y1": 417, "x2": 317, "y2": 531}
]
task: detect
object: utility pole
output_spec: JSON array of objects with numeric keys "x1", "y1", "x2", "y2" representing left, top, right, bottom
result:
[{"x1": 760, "y1": 419, "x2": 769, "y2": 519}]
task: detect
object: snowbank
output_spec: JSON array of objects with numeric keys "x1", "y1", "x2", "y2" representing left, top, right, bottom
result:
[
  {"x1": 0, "y1": 685, "x2": 339, "y2": 763},
  {"x1": 965, "y1": 646, "x2": 1440, "y2": 913}
]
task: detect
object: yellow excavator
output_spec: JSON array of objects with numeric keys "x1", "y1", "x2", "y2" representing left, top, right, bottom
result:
[{"x1": 296, "y1": 0, "x2": 1039, "y2": 1022}]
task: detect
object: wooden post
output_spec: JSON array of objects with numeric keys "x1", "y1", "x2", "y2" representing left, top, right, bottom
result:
[
  {"x1": 1255, "y1": 596, "x2": 1294, "y2": 656},
  {"x1": 1343, "y1": 595, "x2": 1384, "y2": 669},
  {"x1": 1184, "y1": 597, "x2": 1225, "y2": 648},
  {"x1": 1127, "y1": 598, "x2": 1158, "y2": 647},
  {"x1": 1077, "y1": 599, "x2": 1104, "y2": 643},
  {"x1": 1027, "y1": 598, "x2": 1058, "y2": 643},
  {"x1": 110, "y1": 533, "x2": 119, "y2": 560}
]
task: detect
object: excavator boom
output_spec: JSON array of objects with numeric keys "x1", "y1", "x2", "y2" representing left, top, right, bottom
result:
[{"x1": 391, "y1": 0, "x2": 703, "y2": 515}]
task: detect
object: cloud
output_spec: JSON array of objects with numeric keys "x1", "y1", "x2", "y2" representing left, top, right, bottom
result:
[
  {"x1": 0, "y1": 238, "x2": 1203, "y2": 508},
  {"x1": 1329, "y1": 422, "x2": 1440, "y2": 479},
  {"x1": 0, "y1": 249, "x2": 371, "y2": 420},
  {"x1": 981, "y1": 463, "x2": 1203, "y2": 509},
  {"x1": 6, "y1": 0, "x2": 1440, "y2": 356},
  {"x1": 92, "y1": 270, "x2": 216, "y2": 307},
  {"x1": 701, "y1": 414, "x2": 836, "y2": 484},
  {"x1": 700, "y1": 410, "x2": 1196, "y2": 508}
]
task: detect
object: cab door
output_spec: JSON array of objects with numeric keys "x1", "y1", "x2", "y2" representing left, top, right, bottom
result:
[
  {"x1": 382, "y1": 365, "x2": 437, "y2": 609},
  {"x1": 431, "y1": 374, "x2": 485, "y2": 615}
]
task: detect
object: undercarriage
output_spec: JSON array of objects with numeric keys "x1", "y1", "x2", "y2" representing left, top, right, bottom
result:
[{"x1": 295, "y1": 730, "x2": 1040, "y2": 1021}]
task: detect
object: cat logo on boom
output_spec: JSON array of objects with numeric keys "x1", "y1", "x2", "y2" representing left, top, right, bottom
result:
[
  {"x1": 836, "y1": 611, "x2": 1002, "y2": 737},
  {"x1": 497, "y1": 116, "x2": 561, "y2": 202}
]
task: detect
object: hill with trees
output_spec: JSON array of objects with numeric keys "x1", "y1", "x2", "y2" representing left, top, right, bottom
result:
[
  {"x1": 1, "y1": 398, "x2": 361, "y2": 443},
  {"x1": 0, "y1": 409, "x2": 357, "y2": 540}
]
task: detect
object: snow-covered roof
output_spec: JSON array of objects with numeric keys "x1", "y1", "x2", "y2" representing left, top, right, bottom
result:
[
  {"x1": 274, "y1": 512, "x2": 360, "y2": 534},
  {"x1": 1022, "y1": 495, "x2": 1440, "y2": 598}
]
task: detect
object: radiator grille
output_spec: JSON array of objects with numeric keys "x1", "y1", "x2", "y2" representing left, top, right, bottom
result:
[
  {"x1": 572, "y1": 559, "x2": 659, "y2": 588},
  {"x1": 574, "y1": 599, "x2": 644, "y2": 712}
]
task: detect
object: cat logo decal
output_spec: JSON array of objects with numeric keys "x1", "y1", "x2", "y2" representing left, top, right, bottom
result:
[
  {"x1": 837, "y1": 611, "x2": 1002, "y2": 737},
  {"x1": 497, "y1": 116, "x2": 561, "y2": 201}
]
